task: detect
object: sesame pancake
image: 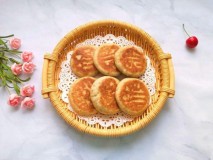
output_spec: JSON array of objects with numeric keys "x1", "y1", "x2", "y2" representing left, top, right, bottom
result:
[
  {"x1": 68, "y1": 77, "x2": 97, "y2": 116},
  {"x1": 71, "y1": 46, "x2": 98, "y2": 77},
  {"x1": 115, "y1": 78, "x2": 150, "y2": 116},
  {"x1": 94, "y1": 44, "x2": 120, "y2": 76},
  {"x1": 90, "y1": 76, "x2": 120, "y2": 115},
  {"x1": 115, "y1": 46, "x2": 147, "y2": 77}
]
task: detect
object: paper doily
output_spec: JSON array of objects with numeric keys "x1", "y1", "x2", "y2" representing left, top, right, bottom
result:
[{"x1": 58, "y1": 34, "x2": 156, "y2": 127}]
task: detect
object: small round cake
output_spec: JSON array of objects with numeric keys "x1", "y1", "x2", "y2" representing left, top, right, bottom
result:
[
  {"x1": 93, "y1": 44, "x2": 120, "y2": 76},
  {"x1": 115, "y1": 46, "x2": 147, "y2": 77},
  {"x1": 115, "y1": 78, "x2": 150, "y2": 116},
  {"x1": 71, "y1": 46, "x2": 98, "y2": 77},
  {"x1": 68, "y1": 77, "x2": 97, "y2": 116},
  {"x1": 90, "y1": 76, "x2": 120, "y2": 115}
]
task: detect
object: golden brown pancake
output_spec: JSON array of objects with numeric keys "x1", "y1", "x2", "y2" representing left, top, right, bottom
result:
[
  {"x1": 115, "y1": 46, "x2": 147, "y2": 77},
  {"x1": 68, "y1": 77, "x2": 97, "y2": 116},
  {"x1": 115, "y1": 78, "x2": 150, "y2": 116},
  {"x1": 93, "y1": 44, "x2": 120, "y2": 76},
  {"x1": 90, "y1": 76, "x2": 120, "y2": 115},
  {"x1": 71, "y1": 46, "x2": 98, "y2": 77}
]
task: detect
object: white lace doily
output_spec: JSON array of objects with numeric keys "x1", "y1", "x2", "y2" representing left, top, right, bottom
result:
[{"x1": 58, "y1": 34, "x2": 156, "y2": 127}]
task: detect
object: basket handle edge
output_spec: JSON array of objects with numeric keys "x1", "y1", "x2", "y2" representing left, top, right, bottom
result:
[
  {"x1": 159, "y1": 53, "x2": 175, "y2": 98},
  {"x1": 41, "y1": 53, "x2": 58, "y2": 99},
  {"x1": 167, "y1": 55, "x2": 175, "y2": 98},
  {"x1": 42, "y1": 54, "x2": 50, "y2": 99}
]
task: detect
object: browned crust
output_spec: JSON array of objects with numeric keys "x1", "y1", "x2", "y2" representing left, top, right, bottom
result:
[
  {"x1": 115, "y1": 78, "x2": 150, "y2": 116},
  {"x1": 71, "y1": 46, "x2": 98, "y2": 77},
  {"x1": 115, "y1": 46, "x2": 147, "y2": 77},
  {"x1": 90, "y1": 76, "x2": 120, "y2": 115},
  {"x1": 93, "y1": 44, "x2": 120, "y2": 76},
  {"x1": 68, "y1": 77, "x2": 97, "y2": 116}
]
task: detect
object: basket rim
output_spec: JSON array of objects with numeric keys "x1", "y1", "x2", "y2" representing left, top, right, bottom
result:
[{"x1": 42, "y1": 20, "x2": 175, "y2": 137}]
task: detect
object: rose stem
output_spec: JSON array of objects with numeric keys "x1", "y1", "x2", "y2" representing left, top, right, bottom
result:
[
  {"x1": 0, "y1": 34, "x2": 14, "y2": 38},
  {"x1": 183, "y1": 24, "x2": 190, "y2": 37},
  {"x1": 6, "y1": 86, "x2": 11, "y2": 95}
]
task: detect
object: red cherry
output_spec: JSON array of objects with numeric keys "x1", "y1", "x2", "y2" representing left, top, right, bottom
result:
[
  {"x1": 183, "y1": 24, "x2": 198, "y2": 49},
  {"x1": 186, "y1": 36, "x2": 198, "y2": 48}
]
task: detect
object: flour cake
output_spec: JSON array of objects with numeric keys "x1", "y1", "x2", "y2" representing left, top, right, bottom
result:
[
  {"x1": 93, "y1": 44, "x2": 120, "y2": 76},
  {"x1": 68, "y1": 77, "x2": 97, "y2": 116},
  {"x1": 115, "y1": 78, "x2": 150, "y2": 116},
  {"x1": 115, "y1": 46, "x2": 147, "y2": 77},
  {"x1": 90, "y1": 76, "x2": 120, "y2": 115},
  {"x1": 71, "y1": 46, "x2": 98, "y2": 77}
]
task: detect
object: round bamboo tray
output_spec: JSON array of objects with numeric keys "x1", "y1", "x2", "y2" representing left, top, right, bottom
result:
[{"x1": 41, "y1": 20, "x2": 175, "y2": 137}]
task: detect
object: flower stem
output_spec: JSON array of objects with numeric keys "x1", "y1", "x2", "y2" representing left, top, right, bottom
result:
[
  {"x1": 183, "y1": 24, "x2": 190, "y2": 37},
  {"x1": 9, "y1": 58, "x2": 21, "y2": 64},
  {"x1": 0, "y1": 34, "x2": 14, "y2": 38},
  {"x1": 6, "y1": 86, "x2": 11, "y2": 95}
]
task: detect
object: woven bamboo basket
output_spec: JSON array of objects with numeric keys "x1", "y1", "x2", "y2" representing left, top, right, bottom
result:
[{"x1": 41, "y1": 20, "x2": 175, "y2": 137}]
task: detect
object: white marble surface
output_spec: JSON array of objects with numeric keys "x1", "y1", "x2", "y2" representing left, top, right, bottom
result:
[{"x1": 0, "y1": 0, "x2": 213, "y2": 159}]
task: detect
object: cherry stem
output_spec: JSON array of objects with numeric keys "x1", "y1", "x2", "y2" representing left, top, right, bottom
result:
[{"x1": 183, "y1": 24, "x2": 190, "y2": 37}]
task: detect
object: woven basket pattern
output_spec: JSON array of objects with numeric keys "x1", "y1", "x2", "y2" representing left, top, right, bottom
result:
[{"x1": 42, "y1": 20, "x2": 175, "y2": 137}]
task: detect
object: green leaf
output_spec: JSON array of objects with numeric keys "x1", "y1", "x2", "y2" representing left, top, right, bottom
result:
[
  {"x1": 0, "y1": 75, "x2": 7, "y2": 86},
  {"x1": 12, "y1": 81, "x2": 20, "y2": 95},
  {"x1": 7, "y1": 50, "x2": 22, "y2": 54},
  {"x1": 8, "y1": 58, "x2": 21, "y2": 64},
  {"x1": 0, "y1": 35, "x2": 25, "y2": 95},
  {"x1": 5, "y1": 77, "x2": 12, "y2": 83},
  {"x1": 0, "y1": 39, "x2": 8, "y2": 49},
  {"x1": 0, "y1": 50, "x2": 21, "y2": 55},
  {"x1": 0, "y1": 55, "x2": 8, "y2": 61},
  {"x1": 1, "y1": 63, "x2": 10, "y2": 70},
  {"x1": 6, "y1": 75, "x2": 20, "y2": 83},
  {"x1": 5, "y1": 74, "x2": 15, "y2": 82}
]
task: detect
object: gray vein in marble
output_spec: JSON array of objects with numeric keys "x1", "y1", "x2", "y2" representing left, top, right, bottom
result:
[
  {"x1": 184, "y1": 144, "x2": 210, "y2": 160},
  {"x1": 169, "y1": 0, "x2": 175, "y2": 11}
]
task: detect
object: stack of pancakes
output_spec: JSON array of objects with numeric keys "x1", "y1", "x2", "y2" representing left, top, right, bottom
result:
[{"x1": 69, "y1": 44, "x2": 150, "y2": 116}]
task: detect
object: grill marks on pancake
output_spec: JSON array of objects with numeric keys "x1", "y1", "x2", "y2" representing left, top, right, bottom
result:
[
  {"x1": 98, "y1": 47, "x2": 117, "y2": 69},
  {"x1": 121, "y1": 48, "x2": 146, "y2": 72},
  {"x1": 95, "y1": 44, "x2": 120, "y2": 75},
  {"x1": 76, "y1": 49, "x2": 94, "y2": 70},
  {"x1": 81, "y1": 50, "x2": 93, "y2": 67},
  {"x1": 73, "y1": 79, "x2": 93, "y2": 108},
  {"x1": 99, "y1": 78, "x2": 118, "y2": 110},
  {"x1": 69, "y1": 77, "x2": 97, "y2": 115},
  {"x1": 122, "y1": 83, "x2": 147, "y2": 111},
  {"x1": 117, "y1": 79, "x2": 150, "y2": 114},
  {"x1": 115, "y1": 46, "x2": 147, "y2": 77},
  {"x1": 90, "y1": 76, "x2": 120, "y2": 115},
  {"x1": 71, "y1": 46, "x2": 98, "y2": 77}
]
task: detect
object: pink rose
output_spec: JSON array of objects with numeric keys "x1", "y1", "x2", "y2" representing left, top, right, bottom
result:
[
  {"x1": 21, "y1": 97, "x2": 35, "y2": 109},
  {"x1": 11, "y1": 63, "x2": 22, "y2": 75},
  {"x1": 20, "y1": 84, "x2": 35, "y2": 97},
  {"x1": 10, "y1": 37, "x2": 21, "y2": 50},
  {"x1": 22, "y1": 62, "x2": 36, "y2": 74},
  {"x1": 8, "y1": 94, "x2": 22, "y2": 107},
  {"x1": 21, "y1": 51, "x2": 34, "y2": 62}
]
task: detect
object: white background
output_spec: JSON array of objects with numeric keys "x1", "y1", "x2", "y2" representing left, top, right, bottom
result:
[{"x1": 0, "y1": 0, "x2": 213, "y2": 160}]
